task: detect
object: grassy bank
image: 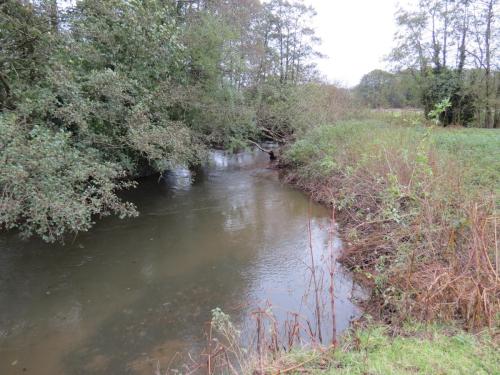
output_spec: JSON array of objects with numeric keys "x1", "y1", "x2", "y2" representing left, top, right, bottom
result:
[
  {"x1": 268, "y1": 323, "x2": 498, "y2": 374},
  {"x1": 282, "y1": 119, "x2": 499, "y2": 329},
  {"x1": 205, "y1": 314, "x2": 499, "y2": 374}
]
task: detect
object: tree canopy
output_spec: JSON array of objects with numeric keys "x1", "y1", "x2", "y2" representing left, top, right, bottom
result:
[
  {"x1": 388, "y1": 0, "x2": 499, "y2": 127},
  {"x1": 355, "y1": 69, "x2": 421, "y2": 108}
]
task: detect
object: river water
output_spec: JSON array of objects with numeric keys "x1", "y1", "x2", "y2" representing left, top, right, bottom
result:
[{"x1": 0, "y1": 149, "x2": 362, "y2": 375}]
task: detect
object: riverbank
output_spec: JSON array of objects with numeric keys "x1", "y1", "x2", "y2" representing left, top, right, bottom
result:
[
  {"x1": 281, "y1": 118, "x2": 499, "y2": 328},
  {"x1": 198, "y1": 118, "x2": 499, "y2": 374},
  {"x1": 263, "y1": 117, "x2": 500, "y2": 373}
]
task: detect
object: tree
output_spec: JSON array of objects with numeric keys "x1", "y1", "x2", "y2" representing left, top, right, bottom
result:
[
  {"x1": 389, "y1": 0, "x2": 499, "y2": 127},
  {"x1": 0, "y1": 0, "x2": 202, "y2": 241},
  {"x1": 355, "y1": 70, "x2": 420, "y2": 108}
]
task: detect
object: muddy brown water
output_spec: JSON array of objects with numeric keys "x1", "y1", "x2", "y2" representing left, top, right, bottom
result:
[{"x1": 0, "y1": 149, "x2": 363, "y2": 375}]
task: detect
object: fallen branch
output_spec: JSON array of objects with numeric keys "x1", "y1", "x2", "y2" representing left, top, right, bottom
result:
[{"x1": 248, "y1": 140, "x2": 276, "y2": 160}]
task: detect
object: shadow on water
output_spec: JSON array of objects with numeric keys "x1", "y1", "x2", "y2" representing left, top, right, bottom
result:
[{"x1": 0, "y1": 149, "x2": 364, "y2": 375}]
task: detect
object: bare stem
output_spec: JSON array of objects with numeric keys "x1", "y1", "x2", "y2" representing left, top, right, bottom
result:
[{"x1": 308, "y1": 202, "x2": 323, "y2": 344}]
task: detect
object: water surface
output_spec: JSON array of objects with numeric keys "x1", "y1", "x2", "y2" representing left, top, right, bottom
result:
[{"x1": 0, "y1": 149, "x2": 361, "y2": 375}]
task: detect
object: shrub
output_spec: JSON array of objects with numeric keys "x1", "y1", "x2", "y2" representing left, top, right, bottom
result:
[{"x1": 0, "y1": 115, "x2": 137, "y2": 242}]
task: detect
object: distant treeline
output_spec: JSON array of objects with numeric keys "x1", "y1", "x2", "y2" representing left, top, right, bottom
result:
[{"x1": 355, "y1": 69, "x2": 422, "y2": 109}]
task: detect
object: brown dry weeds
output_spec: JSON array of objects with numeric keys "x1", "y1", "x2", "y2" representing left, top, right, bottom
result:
[{"x1": 280, "y1": 140, "x2": 499, "y2": 331}]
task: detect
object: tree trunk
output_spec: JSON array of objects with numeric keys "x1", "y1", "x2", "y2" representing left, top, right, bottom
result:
[
  {"x1": 442, "y1": 0, "x2": 449, "y2": 68},
  {"x1": 484, "y1": 0, "x2": 494, "y2": 128},
  {"x1": 48, "y1": 0, "x2": 58, "y2": 33},
  {"x1": 431, "y1": 11, "x2": 442, "y2": 72},
  {"x1": 457, "y1": 2, "x2": 468, "y2": 74},
  {"x1": 494, "y1": 73, "x2": 499, "y2": 128}
]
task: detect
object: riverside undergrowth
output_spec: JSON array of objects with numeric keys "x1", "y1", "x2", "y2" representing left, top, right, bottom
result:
[
  {"x1": 281, "y1": 119, "x2": 499, "y2": 330},
  {"x1": 199, "y1": 313, "x2": 498, "y2": 375},
  {"x1": 267, "y1": 322, "x2": 499, "y2": 374}
]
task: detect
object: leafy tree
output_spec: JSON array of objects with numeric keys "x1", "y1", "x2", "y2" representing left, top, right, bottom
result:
[
  {"x1": 389, "y1": 0, "x2": 499, "y2": 127},
  {"x1": 0, "y1": 0, "x2": 202, "y2": 241},
  {"x1": 355, "y1": 70, "x2": 421, "y2": 108},
  {"x1": 0, "y1": 114, "x2": 137, "y2": 242}
]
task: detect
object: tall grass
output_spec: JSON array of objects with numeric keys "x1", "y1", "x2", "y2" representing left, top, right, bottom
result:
[{"x1": 283, "y1": 120, "x2": 499, "y2": 329}]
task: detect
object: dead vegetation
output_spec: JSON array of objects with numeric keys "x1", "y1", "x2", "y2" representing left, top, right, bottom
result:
[{"x1": 171, "y1": 120, "x2": 499, "y2": 375}]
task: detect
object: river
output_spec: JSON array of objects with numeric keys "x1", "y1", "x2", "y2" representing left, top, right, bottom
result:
[{"x1": 0, "y1": 149, "x2": 362, "y2": 375}]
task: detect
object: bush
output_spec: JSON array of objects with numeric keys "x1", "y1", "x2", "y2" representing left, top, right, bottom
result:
[
  {"x1": 422, "y1": 69, "x2": 476, "y2": 126},
  {"x1": 255, "y1": 82, "x2": 359, "y2": 141}
]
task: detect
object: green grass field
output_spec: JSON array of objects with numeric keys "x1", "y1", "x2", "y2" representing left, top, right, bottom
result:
[{"x1": 285, "y1": 120, "x2": 499, "y2": 194}]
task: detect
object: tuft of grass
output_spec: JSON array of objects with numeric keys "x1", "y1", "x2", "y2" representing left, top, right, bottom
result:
[{"x1": 329, "y1": 326, "x2": 498, "y2": 375}]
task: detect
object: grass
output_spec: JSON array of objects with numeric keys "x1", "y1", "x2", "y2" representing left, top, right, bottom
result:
[
  {"x1": 285, "y1": 119, "x2": 499, "y2": 193},
  {"x1": 282, "y1": 119, "x2": 499, "y2": 329},
  {"x1": 432, "y1": 129, "x2": 500, "y2": 193},
  {"x1": 277, "y1": 119, "x2": 499, "y2": 375},
  {"x1": 273, "y1": 323, "x2": 499, "y2": 375},
  {"x1": 198, "y1": 312, "x2": 499, "y2": 374}
]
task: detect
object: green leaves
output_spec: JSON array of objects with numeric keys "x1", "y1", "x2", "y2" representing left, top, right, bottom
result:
[
  {"x1": 0, "y1": 0, "x2": 212, "y2": 241},
  {"x1": 428, "y1": 97, "x2": 452, "y2": 125},
  {"x1": 0, "y1": 0, "x2": 328, "y2": 241},
  {"x1": 0, "y1": 115, "x2": 137, "y2": 242}
]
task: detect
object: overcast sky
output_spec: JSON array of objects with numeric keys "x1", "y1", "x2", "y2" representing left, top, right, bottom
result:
[{"x1": 303, "y1": 0, "x2": 405, "y2": 87}]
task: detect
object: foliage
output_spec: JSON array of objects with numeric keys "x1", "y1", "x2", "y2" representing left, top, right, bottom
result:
[
  {"x1": 255, "y1": 82, "x2": 358, "y2": 142},
  {"x1": 428, "y1": 97, "x2": 452, "y2": 124},
  {"x1": 421, "y1": 68, "x2": 476, "y2": 126},
  {"x1": 0, "y1": 0, "x2": 208, "y2": 240},
  {"x1": 355, "y1": 70, "x2": 420, "y2": 108},
  {"x1": 0, "y1": 115, "x2": 137, "y2": 242},
  {"x1": 388, "y1": 0, "x2": 499, "y2": 127}
]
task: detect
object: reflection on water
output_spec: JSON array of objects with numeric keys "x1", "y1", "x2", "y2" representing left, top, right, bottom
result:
[{"x1": 0, "y1": 149, "x2": 362, "y2": 375}]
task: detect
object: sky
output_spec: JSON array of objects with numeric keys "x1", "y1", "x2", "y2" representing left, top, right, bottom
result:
[{"x1": 303, "y1": 0, "x2": 406, "y2": 87}]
